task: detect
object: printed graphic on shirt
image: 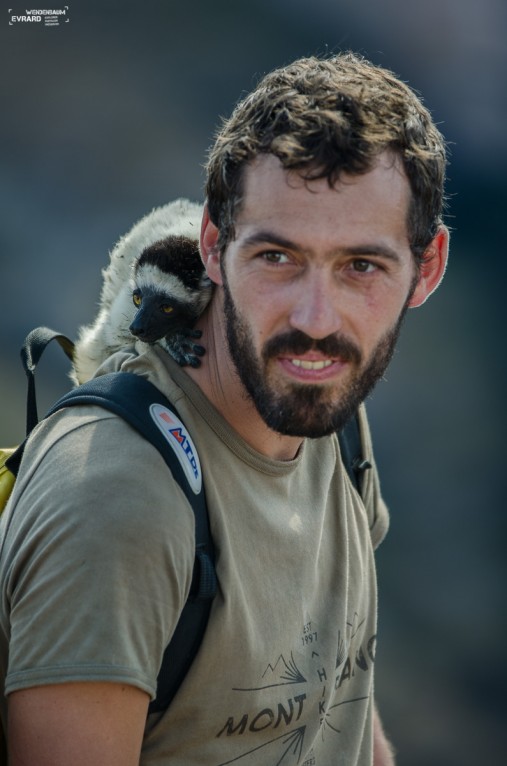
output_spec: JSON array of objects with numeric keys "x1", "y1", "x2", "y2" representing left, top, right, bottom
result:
[
  {"x1": 214, "y1": 612, "x2": 375, "y2": 765},
  {"x1": 217, "y1": 727, "x2": 306, "y2": 765},
  {"x1": 232, "y1": 653, "x2": 306, "y2": 691}
]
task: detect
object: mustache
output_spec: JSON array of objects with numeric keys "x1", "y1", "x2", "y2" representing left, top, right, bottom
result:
[{"x1": 262, "y1": 330, "x2": 362, "y2": 365}]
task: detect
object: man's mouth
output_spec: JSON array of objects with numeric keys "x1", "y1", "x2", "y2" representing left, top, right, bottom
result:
[
  {"x1": 277, "y1": 355, "x2": 347, "y2": 383},
  {"x1": 262, "y1": 329, "x2": 362, "y2": 370},
  {"x1": 290, "y1": 358, "x2": 334, "y2": 371}
]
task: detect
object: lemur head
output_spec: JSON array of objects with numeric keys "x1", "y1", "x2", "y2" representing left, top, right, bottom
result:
[{"x1": 129, "y1": 235, "x2": 211, "y2": 343}]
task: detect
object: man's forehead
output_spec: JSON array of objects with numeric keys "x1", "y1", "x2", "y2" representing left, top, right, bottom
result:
[
  {"x1": 235, "y1": 151, "x2": 412, "y2": 239},
  {"x1": 239, "y1": 151, "x2": 409, "y2": 204}
]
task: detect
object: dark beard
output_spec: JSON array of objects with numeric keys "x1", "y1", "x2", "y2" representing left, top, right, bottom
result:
[{"x1": 222, "y1": 274, "x2": 409, "y2": 439}]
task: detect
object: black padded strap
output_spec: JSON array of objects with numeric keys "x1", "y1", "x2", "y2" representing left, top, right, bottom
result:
[
  {"x1": 337, "y1": 413, "x2": 372, "y2": 496},
  {"x1": 23, "y1": 370, "x2": 217, "y2": 712}
]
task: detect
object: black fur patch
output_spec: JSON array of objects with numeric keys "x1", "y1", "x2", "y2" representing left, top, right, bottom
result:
[{"x1": 135, "y1": 236, "x2": 204, "y2": 290}]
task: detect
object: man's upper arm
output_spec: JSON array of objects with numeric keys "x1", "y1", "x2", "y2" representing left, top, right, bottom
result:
[
  {"x1": 8, "y1": 682, "x2": 149, "y2": 766},
  {"x1": 2, "y1": 410, "x2": 195, "y2": 701}
]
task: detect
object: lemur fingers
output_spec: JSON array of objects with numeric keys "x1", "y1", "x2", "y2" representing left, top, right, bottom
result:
[
  {"x1": 160, "y1": 334, "x2": 206, "y2": 368},
  {"x1": 179, "y1": 327, "x2": 203, "y2": 340}
]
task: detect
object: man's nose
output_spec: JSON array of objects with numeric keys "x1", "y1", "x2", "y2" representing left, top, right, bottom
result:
[{"x1": 288, "y1": 268, "x2": 343, "y2": 340}]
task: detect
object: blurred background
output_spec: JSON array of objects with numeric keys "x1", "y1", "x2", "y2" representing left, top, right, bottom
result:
[{"x1": 1, "y1": 1, "x2": 506, "y2": 763}]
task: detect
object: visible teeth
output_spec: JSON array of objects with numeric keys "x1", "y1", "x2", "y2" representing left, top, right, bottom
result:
[{"x1": 291, "y1": 359, "x2": 333, "y2": 370}]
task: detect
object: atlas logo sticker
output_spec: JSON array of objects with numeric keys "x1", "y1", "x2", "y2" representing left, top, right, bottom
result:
[{"x1": 150, "y1": 404, "x2": 202, "y2": 494}]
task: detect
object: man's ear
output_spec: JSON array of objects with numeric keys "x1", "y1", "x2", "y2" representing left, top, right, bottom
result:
[
  {"x1": 408, "y1": 225, "x2": 449, "y2": 308},
  {"x1": 200, "y1": 204, "x2": 223, "y2": 286}
]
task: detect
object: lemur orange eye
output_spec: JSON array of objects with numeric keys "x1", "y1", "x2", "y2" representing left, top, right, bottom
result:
[
  {"x1": 133, "y1": 291, "x2": 142, "y2": 307},
  {"x1": 161, "y1": 305, "x2": 174, "y2": 314}
]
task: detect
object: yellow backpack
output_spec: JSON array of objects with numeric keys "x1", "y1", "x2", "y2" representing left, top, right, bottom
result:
[{"x1": 0, "y1": 449, "x2": 16, "y2": 510}]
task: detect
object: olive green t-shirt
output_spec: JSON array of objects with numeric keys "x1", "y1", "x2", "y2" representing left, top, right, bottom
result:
[{"x1": 0, "y1": 345, "x2": 389, "y2": 765}]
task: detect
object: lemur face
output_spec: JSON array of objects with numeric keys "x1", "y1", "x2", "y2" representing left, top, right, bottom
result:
[
  {"x1": 128, "y1": 234, "x2": 209, "y2": 345},
  {"x1": 129, "y1": 285, "x2": 197, "y2": 343}
]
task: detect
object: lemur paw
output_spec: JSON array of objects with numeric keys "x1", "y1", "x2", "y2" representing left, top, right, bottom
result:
[
  {"x1": 160, "y1": 333, "x2": 206, "y2": 368},
  {"x1": 180, "y1": 327, "x2": 203, "y2": 340}
]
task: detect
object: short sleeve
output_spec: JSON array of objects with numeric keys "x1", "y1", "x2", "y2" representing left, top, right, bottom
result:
[{"x1": 0, "y1": 407, "x2": 195, "y2": 698}]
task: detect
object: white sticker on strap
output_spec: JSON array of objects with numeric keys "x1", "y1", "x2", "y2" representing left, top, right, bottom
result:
[{"x1": 149, "y1": 404, "x2": 202, "y2": 494}]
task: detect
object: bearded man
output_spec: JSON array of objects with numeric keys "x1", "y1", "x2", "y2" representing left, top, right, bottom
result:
[{"x1": 0, "y1": 53, "x2": 448, "y2": 765}]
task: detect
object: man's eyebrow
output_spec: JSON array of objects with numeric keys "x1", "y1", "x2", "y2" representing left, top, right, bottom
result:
[
  {"x1": 339, "y1": 244, "x2": 402, "y2": 262},
  {"x1": 241, "y1": 231, "x2": 402, "y2": 262},
  {"x1": 241, "y1": 231, "x2": 298, "y2": 251}
]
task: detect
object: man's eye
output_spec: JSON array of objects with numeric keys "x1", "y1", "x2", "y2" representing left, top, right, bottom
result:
[
  {"x1": 262, "y1": 251, "x2": 290, "y2": 264},
  {"x1": 351, "y1": 259, "x2": 376, "y2": 274}
]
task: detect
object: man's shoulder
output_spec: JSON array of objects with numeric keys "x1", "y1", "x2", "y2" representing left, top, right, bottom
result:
[
  {"x1": 9, "y1": 399, "x2": 193, "y2": 531},
  {"x1": 24, "y1": 403, "x2": 138, "y2": 468},
  {"x1": 1, "y1": 401, "x2": 195, "y2": 587},
  {"x1": 97, "y1": 345, "x2": 186, "y2": 406}
]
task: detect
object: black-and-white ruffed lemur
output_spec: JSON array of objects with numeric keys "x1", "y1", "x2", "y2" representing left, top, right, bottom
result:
[{"x1": 71, "y1": 198, "x2": 213, "y2": 386}]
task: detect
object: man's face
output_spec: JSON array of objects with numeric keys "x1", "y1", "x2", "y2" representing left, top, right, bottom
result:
[{"x1": 216, "y1": 153, "x2": 419, "y2": 438}]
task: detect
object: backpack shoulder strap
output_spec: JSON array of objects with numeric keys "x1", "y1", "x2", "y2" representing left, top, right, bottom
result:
[
  {"x1": 13, "y1": 370, "x2": 217, "y2": 713},
  {"x1": 4, "y1": 327, "x2": 76, "y2": 478},
  {"x1": 337, "y1": 412, "x2": 372, "y2": 497},
  {"x1": 20, "y1": 326, "x2": 75, "y2": 436}
]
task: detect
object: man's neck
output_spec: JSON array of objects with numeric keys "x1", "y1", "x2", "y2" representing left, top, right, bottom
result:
[{"x1": 184, "y1": 301, "x2": 303, "y2": 462}]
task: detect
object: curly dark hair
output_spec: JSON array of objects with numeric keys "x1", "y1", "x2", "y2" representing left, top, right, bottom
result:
[{"x1": 205, "y1": 53, "x2": 447, "y2": 263}]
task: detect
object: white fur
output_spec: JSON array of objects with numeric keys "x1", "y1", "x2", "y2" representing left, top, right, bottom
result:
[
  {"x1": 71, "y1": 198, "x2": 203, "y2": 385},
  {"x1": 135, "y1": 264, "x2": 193, "y2": 303}
]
